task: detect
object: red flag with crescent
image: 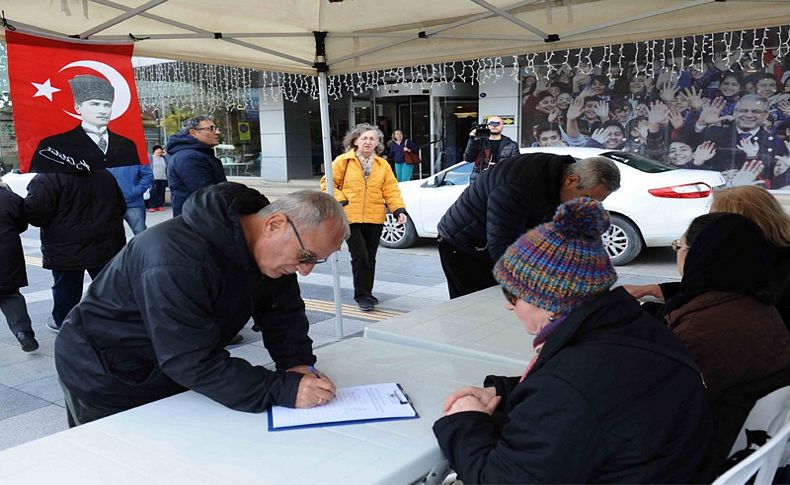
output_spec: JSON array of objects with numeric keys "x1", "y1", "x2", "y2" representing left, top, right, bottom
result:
[{"x1": 6, "y1": 31, "x2": 146, "y2": 173}]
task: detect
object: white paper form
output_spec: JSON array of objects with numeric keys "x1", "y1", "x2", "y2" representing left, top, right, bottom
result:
[{"x1": 269, "y1": 383, "x2": 417, "y2": 430}]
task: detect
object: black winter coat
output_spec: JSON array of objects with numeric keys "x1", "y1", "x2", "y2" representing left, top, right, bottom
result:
[
  {"x1": 0, "y1": 186, "x2": 28, "y2": 290},
  {"x1": 166, "y1": 133, "x2": 227, "y2": 217},
  {"x1": 437, "y1": 153, "x2": 574, "y2": 263},
  {"x1": 55, "y1": 182, "x2": 313, "y2": 412},
  {"x1": 24, "y1": 170, "x2": 126, "y2": 271},
  {"x1": 463, "y1": 134, "x2": 520, "y2": 172},
  {"x1": 433, "y1": 288, "x2": 711, "y2": 484}
]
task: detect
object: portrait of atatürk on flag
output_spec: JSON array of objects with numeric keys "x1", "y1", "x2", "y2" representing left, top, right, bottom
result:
[{"x1": 6, "y1": 31, "x2": 146, "y2": 173}]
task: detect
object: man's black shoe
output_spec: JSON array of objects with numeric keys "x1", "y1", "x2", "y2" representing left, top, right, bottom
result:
[
  {"x1": 358, "y1": 297, "x2": 375, "y2": 312},
  {"x1": 16, "y1": 332, "x2": 39, "y2": 352},
  {"x1": 45, "y1": 320, "x2": 61, "y2": 333},
  {"x1": 369, "y1": 295, "x2": 379, "y2": 305}
]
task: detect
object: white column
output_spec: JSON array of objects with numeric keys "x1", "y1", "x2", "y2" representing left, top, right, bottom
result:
[{"x1": 258, "y1": 88, "x2": 289, "y2": 181}]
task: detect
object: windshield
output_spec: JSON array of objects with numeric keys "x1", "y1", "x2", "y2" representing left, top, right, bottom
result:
[
  {"x1": 442, "y1": 162, "x2": 473, "y2": 185},
  {"x1": 600, "y1": 151, "x2": 675, "y2": 174}
]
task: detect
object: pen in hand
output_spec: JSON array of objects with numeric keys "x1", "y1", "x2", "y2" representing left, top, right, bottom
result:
[{"x1": 309, "y1": 365, "x2": 322, "y2": 379}]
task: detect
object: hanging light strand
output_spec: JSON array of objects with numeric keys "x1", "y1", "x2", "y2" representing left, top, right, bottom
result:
[{"x1": 131, "y1": 25, "x2": 786, "y2": 112}]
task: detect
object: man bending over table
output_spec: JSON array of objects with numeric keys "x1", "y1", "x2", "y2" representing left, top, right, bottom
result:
[{"x1": 54, "y1": 183, "x2": 348, "y2": 427}]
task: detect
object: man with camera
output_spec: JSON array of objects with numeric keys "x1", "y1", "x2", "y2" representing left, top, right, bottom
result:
[{"x1": 464, "y1": 116, "x2": 519, "y2": 184}]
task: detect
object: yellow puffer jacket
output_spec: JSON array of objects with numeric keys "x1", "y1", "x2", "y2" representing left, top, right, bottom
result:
[{"x1": 320, "y1": 150, "x2": 406, "y2": 224}]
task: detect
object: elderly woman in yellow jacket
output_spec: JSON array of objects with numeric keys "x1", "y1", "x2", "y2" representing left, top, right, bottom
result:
[{"x1": 321, "y1": 123, "x2": 408, "y2": 311}]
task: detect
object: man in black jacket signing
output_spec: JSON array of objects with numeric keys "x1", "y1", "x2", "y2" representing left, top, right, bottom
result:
[
  {"x1": 54, "y1": 183, "x2": 349, "y2": 427},
  {"x1": 437, "y1": 153, "x2": 620, "y2": 298}
]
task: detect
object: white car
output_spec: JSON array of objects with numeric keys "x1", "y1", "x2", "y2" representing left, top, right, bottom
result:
[
  {"x1": 0, "y1": 171, "x2": 35, "y2": 198},
  {"x1": 380, "y1": 147, "x2": 727, "y2": 265}
]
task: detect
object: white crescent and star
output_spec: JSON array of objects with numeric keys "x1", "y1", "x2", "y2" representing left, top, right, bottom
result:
[
  {"x1": 31, "y1": 79, "x2": 60, "y2": 101},
  {"x1": 30, "y1": 60, "x2": 131, "y2": 121}
]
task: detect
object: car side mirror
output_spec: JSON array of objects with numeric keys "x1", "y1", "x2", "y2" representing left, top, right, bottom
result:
[{"x1": 423, "y1": 175, "x2": 440, "y2": 187}]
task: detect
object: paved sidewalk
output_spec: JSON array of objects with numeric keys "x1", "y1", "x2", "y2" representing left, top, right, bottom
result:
[{"x1": 0, "y1": 206, "x2": 676, "y2": 451}]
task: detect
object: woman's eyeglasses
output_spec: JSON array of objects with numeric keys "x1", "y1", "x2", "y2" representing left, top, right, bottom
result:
[
  {"x1": 501, "y1": 287, "x2": 518, "y2": 305},
  {"x1": 670, "y1": 239, "x2": 690, "y2": 252}
]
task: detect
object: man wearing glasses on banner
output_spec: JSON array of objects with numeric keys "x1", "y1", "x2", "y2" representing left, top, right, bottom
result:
[
  {"x1": 166, "y1": 115, "x2": 228, "y2": 217},
  {"x1": 54, "y1": 183, "x2": 349, "y2": 427},
  {"x1": 464, "y1": 115, "x2": 520, "y2": 184}
]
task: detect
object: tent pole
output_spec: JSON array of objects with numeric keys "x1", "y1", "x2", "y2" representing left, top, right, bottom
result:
[
  {"x1": 314, "y1": 32, "x2": 344, "y2": 341},
  {"x1": 318, "y1": 70, "x2": 344, "y2": 341}
]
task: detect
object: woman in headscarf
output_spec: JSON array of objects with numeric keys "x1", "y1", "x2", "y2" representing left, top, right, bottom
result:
[
  {"x1": 664, "y1": 212, "x2": 788, "y2": 397},
  {"x1": 664, "y1": 212, "x2": 790, "y2": 480},
  {"x1": 433, "y1": 197, "x2": 711, "y2": 484},
  {"x1": 626, "y1": 186, "x2": 790, "y2": 331},
  {"x1": 710, "y1": 185, "x2": 790, "y2": 330}
]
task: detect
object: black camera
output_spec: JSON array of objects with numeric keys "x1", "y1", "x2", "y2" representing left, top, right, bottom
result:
[{"x1": 473, "y1": 123, "x2": 491, "y2": 139}]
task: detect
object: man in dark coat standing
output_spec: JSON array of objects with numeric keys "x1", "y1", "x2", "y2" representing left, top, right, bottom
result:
[
  {"x1": 464, "y1": 116, "x2": 520, "y2": 184},
  {"x1": 54, "y1": 184, "x2": 348, "y2": 427},
  {"x1": 437, "y1": 153, "x2": 620, "y2": 298},
  {"x1": 24, "y1": 169, "x2": 126, "y2": 332},
  {"x1": 29, "y1": 74, "x2": 140, "y2": 173},
  {"x1": 166, "y1": 115, "x2": 227, "y2": 217},
  {"x1": 0, "y1": 181, "x2": 38, "y2": 351}
]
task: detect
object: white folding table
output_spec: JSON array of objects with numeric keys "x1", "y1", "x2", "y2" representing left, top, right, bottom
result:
[
  {"x1": 0, "y1": 338, "x2": 522, "y2": 484},
  {"x1": 366, "y1": 286, "x2": 535, "y2": 366}
]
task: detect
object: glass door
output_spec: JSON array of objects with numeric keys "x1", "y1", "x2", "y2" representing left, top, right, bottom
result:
[
  {"x1": 432, "y1": 97, "x2": 479, "y2": 173},
  {"x1": 372, "y1": 95, "x2": 430, "y2": 180},
  {"x1": 350, "y1": 100, "x2": 373, "y2": 126}
]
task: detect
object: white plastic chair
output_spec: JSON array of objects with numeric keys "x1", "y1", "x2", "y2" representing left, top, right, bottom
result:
[
  {"x1": 713, "y1": 397, "x2": 790, "y2": 485},
  {"x1": 729, "y1": 386, "x2": 790, "y2": 456}
]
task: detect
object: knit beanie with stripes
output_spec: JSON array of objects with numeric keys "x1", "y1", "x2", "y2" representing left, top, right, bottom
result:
[{"x1": 493, "y1": 197, "x2": 617, "y2": 315}]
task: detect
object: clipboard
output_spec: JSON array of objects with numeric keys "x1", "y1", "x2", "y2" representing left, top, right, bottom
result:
[{"x1": 268, "y1": 382, "x2": 419, "y2": 431}]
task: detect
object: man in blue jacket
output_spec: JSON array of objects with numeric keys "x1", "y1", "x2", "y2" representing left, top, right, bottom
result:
[
  {"x1": 108, "y1": 163, "x2": 154, "y2": 235},
  {"x1": 166, "y1": 115, "x2": 226, "y2": 217}
]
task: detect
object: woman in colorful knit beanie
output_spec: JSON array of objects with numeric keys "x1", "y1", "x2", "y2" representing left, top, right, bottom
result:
[{"x1": 433, "y1": 197, "x2": 711, "y2": 484}]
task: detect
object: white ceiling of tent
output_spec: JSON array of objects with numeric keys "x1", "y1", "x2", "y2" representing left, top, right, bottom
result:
[{"x1": 0, "y1": 0, "x2": 787, "y2": 75}]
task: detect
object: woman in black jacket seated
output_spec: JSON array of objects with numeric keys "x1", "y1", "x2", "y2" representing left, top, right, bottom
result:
[{"x1": 433, "y1": 197, "x2": 711, "y2": 484}]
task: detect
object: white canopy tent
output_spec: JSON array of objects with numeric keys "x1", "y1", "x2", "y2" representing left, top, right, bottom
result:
[
  {"x1": 0, "y1": 1, "x2": 785, "y2": 74},
  {"x1": 0, "y1": 0, "x2": 788, "y2": 336}
]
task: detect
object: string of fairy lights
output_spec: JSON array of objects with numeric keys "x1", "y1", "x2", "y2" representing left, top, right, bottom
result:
[
  {"x1": 132, "y1": 25, "x2": 789, "y2": 113},
  {"x1": 0, "y1": 25, "x2": 787, "y2": 114}
]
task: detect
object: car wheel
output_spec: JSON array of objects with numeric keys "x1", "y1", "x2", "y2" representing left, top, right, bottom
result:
[
  {"x1": 380, "y1": 213, "x2": 418, "y2": 249},
  {"x1": 602, "y1": 214, "x2": 643, "y2": 266}
]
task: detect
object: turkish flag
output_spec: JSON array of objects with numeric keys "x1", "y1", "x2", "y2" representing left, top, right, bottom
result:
[{"x1": 6, "y1": 31, "x2": 146, "y2": 173}]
